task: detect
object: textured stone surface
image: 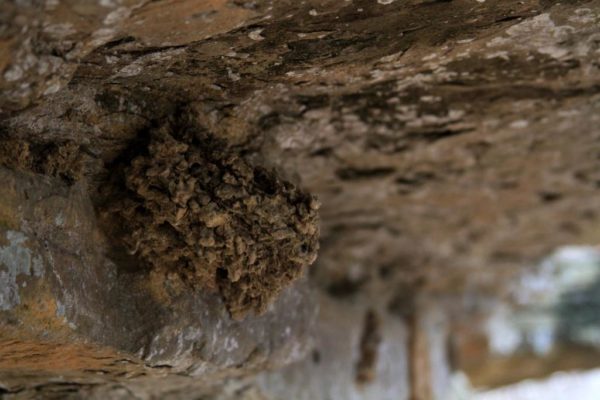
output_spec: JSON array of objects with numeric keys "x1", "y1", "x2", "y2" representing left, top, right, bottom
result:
[
  {"x1": 0, "y1": 167, "x2": 317, "y2": 398},
  {"x1": 1, "y1": 0, "x2": 600, "y2": 398}
]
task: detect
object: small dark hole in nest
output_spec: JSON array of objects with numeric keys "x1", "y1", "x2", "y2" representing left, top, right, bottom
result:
[
  {"x1": 254, "y1": 168, "x2": 277, "y2": 195},
  {"x1": 216, "y1": 268, "x2": 229, "y2": 280},
  {"x1": 189, "y1": 163, "x2": 202, "y2": 175},
  {"x1": 300, "y1": 243, "x2": 309, "y2": 254}
]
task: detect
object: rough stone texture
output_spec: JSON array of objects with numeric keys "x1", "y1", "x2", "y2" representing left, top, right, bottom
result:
[
  {"x1": 0, "y1": 167, "x2": 317, "y2": 398},
  {"x1": 1, "y1": 0, "x2": 600, "y2": 398}
]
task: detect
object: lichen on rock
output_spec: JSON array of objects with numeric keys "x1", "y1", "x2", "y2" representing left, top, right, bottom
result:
[{"x1": 116, "y1": 124, "x2": 320, "y2": 319}]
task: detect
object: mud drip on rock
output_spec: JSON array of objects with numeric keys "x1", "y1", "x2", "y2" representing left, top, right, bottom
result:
[
  {"x1": 355, "y1": 309, "x2": 382, "y2": 385},
  {"x1": 113, "y1": 125, "x2": 320, "y2": 320}
]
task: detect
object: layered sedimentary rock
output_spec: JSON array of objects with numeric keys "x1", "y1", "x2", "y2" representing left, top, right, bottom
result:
[{"x1": 1, "y1": 0, "x2": 600, "y2": 398}]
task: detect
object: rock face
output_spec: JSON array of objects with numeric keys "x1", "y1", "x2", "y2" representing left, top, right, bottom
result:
[
  {"x1": 1, "y1": 0, "x2": 600, "y2": 399},
  {"x1": 0, "y1": 166, "x2": 317, "y2": 398}
]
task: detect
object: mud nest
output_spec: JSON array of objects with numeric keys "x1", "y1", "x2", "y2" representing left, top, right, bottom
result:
[
  {"x1": 117, "y1": 125, "x2": 320, "y2": 319},
  {"x1": 0, "y1": 138, "x2": 83, "y2": 183}
]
